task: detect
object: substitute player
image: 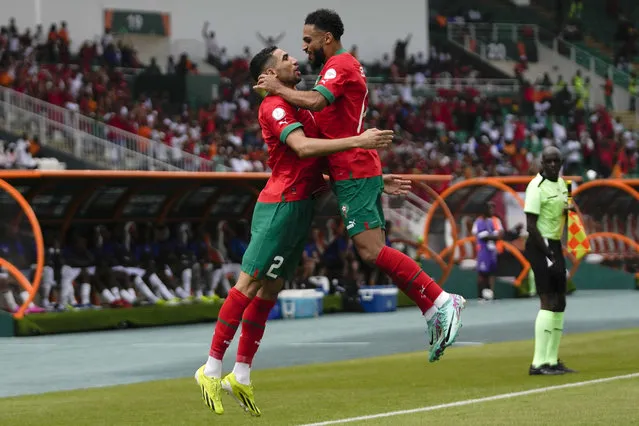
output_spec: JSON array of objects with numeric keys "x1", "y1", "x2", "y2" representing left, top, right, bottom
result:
[
  {"x1": 472, "y1": 202, "x2": 503, "y2": 300},
  {"x1": 255, "y1": 9, "x2": 465, "y2": 363},
  {"x1": 524, "y1": 146, "x2": 576, "y2": 375},
  {"x1": 195, "y1": 45, "x2": 396, "y2": 417}
]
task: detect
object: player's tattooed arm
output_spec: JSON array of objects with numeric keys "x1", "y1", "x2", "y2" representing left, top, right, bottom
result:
[{"x1": 255, "y1": 74, "x2": 328, "y2": 111}]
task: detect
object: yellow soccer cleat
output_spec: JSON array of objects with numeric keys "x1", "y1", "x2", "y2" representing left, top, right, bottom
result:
[
  {"x1": 221, "y1": 372, "x2": 261, "y2": 417},
  {"x1": 194, "y1": 365, "x2": 224, "y2": 415}
]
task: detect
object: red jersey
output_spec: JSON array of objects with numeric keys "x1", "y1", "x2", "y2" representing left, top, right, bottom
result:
[
  {"x1": 313, "y1": 49, "x2": 382, "y2": 181},
  {"x1": 257, "y1": 95, "x2": 325, "y2": 203}
]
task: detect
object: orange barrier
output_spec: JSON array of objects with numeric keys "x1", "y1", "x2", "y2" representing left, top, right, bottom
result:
[
  {"x1": 572, "y1": 179, "x2": 639, "y2": 201},
  {"x1": 0, "y1": 179, "x2": 44, "y2": 319},
  {"x1": 439, "y1": 236, "x2": 531, "y2": 287},
  {"x1": 412, "y1": 181, "x2": 458, "y2": 287},
  {"x1": 423, "y1": 177, "x2": 525, "y2": 250},
  {"x1": 570, "y1": 179, "x2": 639, "y2": 277},
  {"x1": 568, "y1": 232, "x2": 639, "y2": 278}
]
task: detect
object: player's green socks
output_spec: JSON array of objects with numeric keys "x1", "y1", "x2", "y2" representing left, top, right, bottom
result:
[
  {"x1": 546, "y1": 312, "x2": 565, "y2": 366},
  {"x1": 532, "y1": 310, "x2": 554, "y2": 367}
]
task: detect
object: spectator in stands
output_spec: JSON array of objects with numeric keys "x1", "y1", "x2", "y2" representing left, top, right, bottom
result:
[
  {"x1": 568, "y1": 0, "x2": 583, "y2": 21},
  {"x1": 394, "y1": 33, "x2": 412, "y2": 71},
  {"x1": 613, "y1": 9, "x2": 638, "y2": 68},
  {"x1": 143, "y1": 57, "x2": 162, "y2": 75},
  {"x1": 604, "y1": 77, "x2": 614, "y2": 110},
  {"x1": 202, "y1": 21, "x2": 220, "y2": 68},
  {"x1": 349, "y1": 45, "x2": 359, "y2": 60},
  {"x1": 12, "y1": 133, "x2": 37, "y2": 169},
  {"x1": 629, "y1": 72, "x2": 638, "y2": 111},
  {"x1": 256, "y1": 31, "x2": 285, "y2": 48}
]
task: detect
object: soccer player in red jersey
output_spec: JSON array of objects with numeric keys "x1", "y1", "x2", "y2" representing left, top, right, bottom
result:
[
  {"x1": 255, "y1": 9, "x2": 467, "y2": 364},
  {"x1": 195, "y1": 45, "x2": 398, "y2": 417}
]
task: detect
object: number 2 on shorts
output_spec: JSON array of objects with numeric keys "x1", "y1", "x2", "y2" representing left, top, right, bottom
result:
[{"x1": 266, "y1": 256, "x2": 284, "y2": 279}]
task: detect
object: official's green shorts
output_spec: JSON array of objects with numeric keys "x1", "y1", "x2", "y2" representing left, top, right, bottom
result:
[
  {"x1": 241, "y1": 199, "x2": 315, "y2": 281},
  {"x1": 333, "y1": 176, "x2": 386, "y2": 237}
]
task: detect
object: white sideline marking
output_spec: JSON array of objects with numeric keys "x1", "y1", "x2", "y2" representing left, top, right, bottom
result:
[
  {"x1": 0, "y1": 342, "x2": 59, "y2": 349},
  {"x1": 298, "y1": 372, "x2": 639, "y2": 426}
]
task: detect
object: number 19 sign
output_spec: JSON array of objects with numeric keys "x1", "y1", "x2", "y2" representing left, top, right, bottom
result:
[{"x1": 104, "y1": 9, "x2": 171, "y2": 36}]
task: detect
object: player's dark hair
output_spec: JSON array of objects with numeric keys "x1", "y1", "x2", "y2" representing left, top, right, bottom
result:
[
  {"x1": 304, "y1": 9, "x2": 344, "y2": 41},
  {"x1": 249, "y1": 46, "x2": 278, "y2": 82}
]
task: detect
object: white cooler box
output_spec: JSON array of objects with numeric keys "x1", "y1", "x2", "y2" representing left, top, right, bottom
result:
[
  {"x1": 358, "y1": 285, "x2": 399, "y2": 313},
  {"x1": 279, "y1": 289, "x2": 324, "y2": 319}
]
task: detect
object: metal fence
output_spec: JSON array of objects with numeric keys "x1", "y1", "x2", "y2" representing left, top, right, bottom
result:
[{"x1": 0, "y1": 86, "x2": 227, "y2": 171}]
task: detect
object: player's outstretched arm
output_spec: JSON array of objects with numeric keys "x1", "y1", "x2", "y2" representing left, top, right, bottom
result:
[
  {"x1": 285, "y1": 128, "x2": 393, "y2": 158},
  {"x1": 254, "y1": 74, "x2": 328, "y2": 112}
]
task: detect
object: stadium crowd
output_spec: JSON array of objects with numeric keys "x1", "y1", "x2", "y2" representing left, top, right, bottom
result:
[{"x1": 1, "y1": 18, "x2": 636, "y2": 178}]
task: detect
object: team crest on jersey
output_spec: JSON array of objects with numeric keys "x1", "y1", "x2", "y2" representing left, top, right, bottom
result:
[
  {"x1": 341, "y1": 204, "x2": 348, "y2": 218},
  {"x1": 272, "y1": 107, "x2": 285, "y2": 120},
  {"x1": 324, "y1": 68, "x2": 337, "y2": 80}
]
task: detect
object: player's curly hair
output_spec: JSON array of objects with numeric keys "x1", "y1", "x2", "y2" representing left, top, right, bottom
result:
[
  {"x1": 304, "y1": 9, "x2": 344, "y2": 41},
  {"x1": 249, "y1": 46, "x2": 278, "y2": 82}
]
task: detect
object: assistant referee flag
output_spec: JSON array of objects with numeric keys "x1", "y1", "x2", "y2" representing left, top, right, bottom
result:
[{"x1": 566, "y1": 180, "x2": 591, "y2": 260}]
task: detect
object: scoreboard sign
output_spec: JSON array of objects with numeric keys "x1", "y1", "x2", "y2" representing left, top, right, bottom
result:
[{"x1": 104, "y1": 9, "x2": 171, "y2": 36}]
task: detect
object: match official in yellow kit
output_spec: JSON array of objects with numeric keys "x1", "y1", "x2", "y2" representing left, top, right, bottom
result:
[{"x1": 524, "y1": 146, "x2": 577, "y2": 376}]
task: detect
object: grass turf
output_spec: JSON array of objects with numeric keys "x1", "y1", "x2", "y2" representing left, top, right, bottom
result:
[{"x1": 1, "y1": 328, "x2": 637, "y2": 425}]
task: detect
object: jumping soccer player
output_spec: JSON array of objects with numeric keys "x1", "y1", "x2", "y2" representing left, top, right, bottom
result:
[
  {"x1": 524, "y1": 146, "x2": 576, "y2": 375},
  {"x1": 255, "y1": 9, "x2": 466, "y2": 363},
  {"x1": 195, "y1": 45, "x2": 397, "y2": 417}
]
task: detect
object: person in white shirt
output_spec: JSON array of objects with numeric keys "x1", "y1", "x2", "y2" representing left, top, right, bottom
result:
[
  {"x1": 13, "y1": 135, "x2": 37, "y2": 169},
  {"x1": 171, "y1": 125, "x2": 188, "y2": 164},
  {"x1": 503, "y1": 114, "x2": 515, "y2": 142},
  {"x1": 217, "y1": 101, "x2": 236, "y2": 122},
  {"x1": 552, "y1": 118, "x2": 566, "y2": 144},
  {"x1": 562, "y1": 132, "x2": 582, "y2": 176},
  {"x1": 101, "y1": 29, "x2": 114, "y2": 50}
]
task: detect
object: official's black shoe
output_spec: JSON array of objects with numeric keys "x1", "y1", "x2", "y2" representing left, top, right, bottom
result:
[
  {"x1": 551, "y1": 360, "x2": 577, "y2": 373},
  {"x1": 529, "y1": 364, "x2": 565, "y2": 376}
]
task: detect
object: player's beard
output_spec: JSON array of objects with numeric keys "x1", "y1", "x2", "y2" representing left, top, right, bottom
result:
[{"x1": 311, "y1": 47, "x2": 326, "y2": 67}]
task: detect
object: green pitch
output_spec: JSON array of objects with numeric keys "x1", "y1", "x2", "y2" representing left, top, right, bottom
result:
[{"x1": 1, "y1": 328, "x2": 638, "y2": 426}]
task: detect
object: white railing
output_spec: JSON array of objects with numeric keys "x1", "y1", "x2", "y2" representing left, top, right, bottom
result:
[
  {"x1": 382, "y1": 192, "x2": 432, "y2": 242},
  {"x1": 0, "y1": 98, "x2": 182, "y2": 171},
  {"x1": 0, "y1": 86, "x2": 227, "y2": 171},
  {"x1": 300, "y1": 75, "x2": 521, "y2": 95}
]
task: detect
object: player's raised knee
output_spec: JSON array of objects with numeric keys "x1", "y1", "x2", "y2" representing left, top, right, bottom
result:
[{"x1": 353, "y1": 231, "x2": 385, "y2": 265}]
